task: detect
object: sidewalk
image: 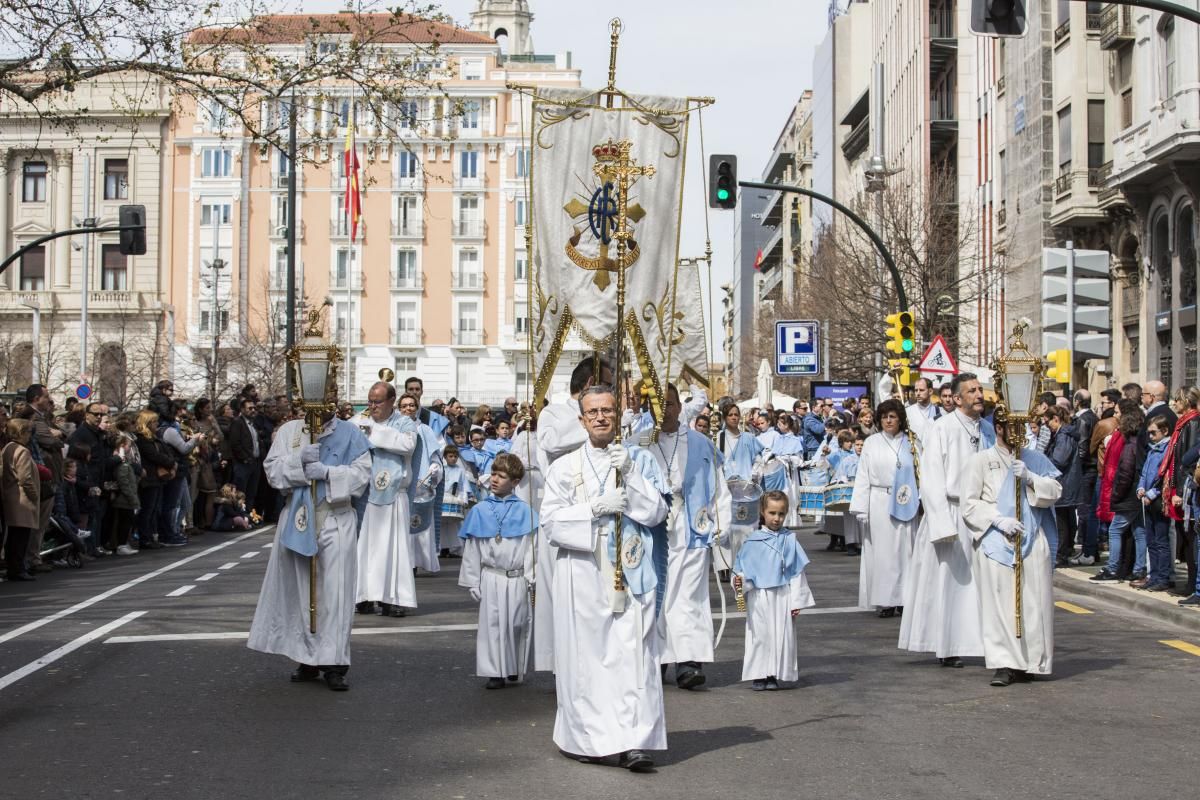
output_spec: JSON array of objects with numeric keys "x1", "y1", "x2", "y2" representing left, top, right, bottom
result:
[{"x1": 1054, "y1": 563, "x2": 1200, "y2": 634}]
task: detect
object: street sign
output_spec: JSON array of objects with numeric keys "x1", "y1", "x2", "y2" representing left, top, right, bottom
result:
[
  {"x1": 775, "y1": 320, "x2": 821, "y2": 377},
  {"x1": 76, "y1": 383, "x2": 93, "y2": 401},
  {"x1": 917, "y1": 334, "x2": 958, "y2": 375}
]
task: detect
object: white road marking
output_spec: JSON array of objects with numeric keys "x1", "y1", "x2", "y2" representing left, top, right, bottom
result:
[
  {"x1": 0, "y1": 612, "x2": 145, "y2": 692},
  {"x1": 196, "y1": 573, "x2": 220, "y2": 582},
  {"x1": 218, "y1": 562, "x2": 238, "y2": 570},
  {"x1": 240, "y1": 551, "x2": 259, "y2": 559},
  {"x1": 0, "y1": 529, "x2": 268, "y2": 645},
  {"x1": 166, "y1": 585, "x2": 196, "y2": 597},
  {"x1": 105, "y1": 622, "x2": 480, "y2": 645},
  {"x1": 262, "y1": 543, "x2": 273, "y2": 549}
]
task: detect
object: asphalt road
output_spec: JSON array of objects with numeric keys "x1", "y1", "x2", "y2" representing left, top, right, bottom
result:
[{"x1": 1, "y1": 525, "x2": 1198, "y2": 800}]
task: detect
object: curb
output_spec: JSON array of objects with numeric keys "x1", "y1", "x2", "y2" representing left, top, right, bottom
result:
[{"x1": 1053, "y1": 567, "x2": 1200, "y2": 635}]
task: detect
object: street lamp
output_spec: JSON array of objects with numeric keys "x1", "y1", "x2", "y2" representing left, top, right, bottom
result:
[
  {"x1": 286, "y1": 308, "x2": 342, "y2": 634},
  {"x1": 990, "y1": 316, "x2": 1043, "y2": 641},
  {"x1": 208, "y1": 256, "x2": 225, "y2": 400}
]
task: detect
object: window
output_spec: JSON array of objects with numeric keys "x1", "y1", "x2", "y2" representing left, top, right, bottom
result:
[
  {"x1": 272, "y1": 195, "x2": 289, "y2": 229},
  {"x1": 458, "y1": 301, "x2": 479, "y2": 330},
  {"x1": 398, "y1": 99, "x2": 419, "y2": 129},
  {"x1": 1057, "y1": 106, "x2": 1072, "y2": 168},
  {"x1": 397, "y1": 150, "x2": 419, "y2": 179},
  {"x1": 1121, "y1": 89, "x2": 1134, "y2": 129},
  {"x1": 515, "y1": 147, "x2": 530, "y2": 178},
  {"x1": 515, "y1": 253, "x2": 528, "y2": 281},
  {"x1": 199, "y1": 310, "x2": 230, "y2": 334},
  {"x1": 276, "y1": 149, "x2": 291, "y2": 178},
  {"x1": 201, "y1": 148, "x2": 232, "y2": 178},
  {"x1": 1057, "y1": 0, "x2": 1070, "y2": 26},
  {"x1": 103, "y1": 159, "x2": 129, "y2": 200},
  {"x1": 395, "y1": 355, "x2": 417, "y2": 374},
  {"x1": 459, "y1": 196, "x2": 480, "y2": 221},
  {"x1": 460, "y1": 59, "x2": 484, "y2": 80},
  {"x1": 396, "y1": 195, "x2": 418, "y2": 233},
  {"x1": 22, "y1": 161, "x2": 47, "y2": 202},
  {"x1": 334, "y1": 300, "x2": 354, "y2": 339},
  {"x1": 459, "y1": 150, "x2": 478, "y2": 178},
  {"x1": 317, "y1": 41, "x2": 338, "y2": 57},
  {"x1": 396, "y1": 301, "x2": 418, "y2": 338},
  {"x1": 394, "y1": 249, "x2": 417, "y2": 287},
  {"x1": 19, "y1": 245, "x2": 45, "y2": 290},
  {"x1": 100, "y1": 244, "x2": 127, "y2": 290},
  {"x1": 514, "y1": 301, "x2": 529, "y2": 335},
  {"x1": 273, "y1": 248, "x2": 288, "y2": 290},
  {"x1": 1087, "y1": 100, "x2": 1105, "y2": 169},
  {"x1": 204, "y1": 98, "x2": 232, "y2": 132},
  {"x1": 1162, "y1": 17, "x2": 1177, "y2": 99},
  {"x1": 515, "y1": 198, "x2": 528, "y2": 226},
  {"x1": 335, "y1": 248, "x2": 352, "y2": 288},
  {"x1": 200, "y1": 203, "x2": 231, "y2": 226},
  {"x1": 461, "y1": 100, "x2": 480, "y2": 129}
]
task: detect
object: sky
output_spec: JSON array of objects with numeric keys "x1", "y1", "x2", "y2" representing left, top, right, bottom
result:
[{"x1": 307, "y1": 0, "x2": 831, "y2": 354}]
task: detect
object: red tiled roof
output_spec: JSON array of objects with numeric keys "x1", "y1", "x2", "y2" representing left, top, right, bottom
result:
[{"x1": 187, "y1": 12, "x2": 495, "y2": 46}]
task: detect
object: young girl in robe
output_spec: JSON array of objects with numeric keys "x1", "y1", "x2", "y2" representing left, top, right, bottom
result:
[
  {"x1": 734, "y1": 491, "x2": 815, "y2": 690},
  {"x1": 458, "y1": 453, "x2": 537, "y2": 689},
  {"x1": 440, "y1": 445, "x2": 474, "y2": 558}
]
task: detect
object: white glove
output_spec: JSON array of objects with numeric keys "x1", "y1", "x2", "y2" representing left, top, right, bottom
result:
[
  {"x1": 303, "y1": 461, "x2": 329, "y2": 481},
  {"x1": 993, "y1": 516, "x2": 1024, "y2": 540},
  {"x1": 300, "y1": 444, "x2": 321, "y2": 465},
  {"x1": 750, "y1": 463, "x2": 764, "y2": 483},
  {"x1": 1010, "y1": 460, "x2": 1028, "y2": 483},
  {"x1": 855, "y1": 513, "x2": 869, "y2": 524},
  {"x1": 590, "y1": 487, "x2": 627, "y2": 516},
  {"x1": 608, "y1": 444, "x2": 632, "y2": 475},
  {"x1": 469, "y1": 587, "x2": 481, "y2": 603},
  {"x1": 427, "y1": 462, "x2": 443, "y2": 484}
]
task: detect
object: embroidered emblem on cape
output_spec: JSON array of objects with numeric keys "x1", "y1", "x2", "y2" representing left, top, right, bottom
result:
[
  {"x1": 621, "y1": 533, "x2": 644, "y2": 569},
  {"x1": 562, "y1": 141, "x2": 647, "y2": 290},
  {"x1": 411, "y1": 512, "x2": 424, "y2": 530},
  {"x1": 294, "y1": 504, "x2": 309, "y2": 532},
  {"x1": 374, "y1": 470, "x2": 391, "y2": 491},
  {"x1": 693, "y1": 506, "x2": 713, "y2": 533},
  {"x1": 734, "y1": 503, "x2": 753, "y2": 523},
  {"x1": 896, "y1": 485, "x2": 912, "y2": 506}
]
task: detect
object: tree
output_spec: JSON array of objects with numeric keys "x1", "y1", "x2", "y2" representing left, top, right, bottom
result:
[{"x1": 0, "y1": 0, "x2": 466, "y2": 152}]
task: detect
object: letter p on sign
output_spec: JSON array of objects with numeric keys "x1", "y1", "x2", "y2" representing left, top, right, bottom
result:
[{"x1": 785, "y1": 326, "x2": 809, "y2": 352}]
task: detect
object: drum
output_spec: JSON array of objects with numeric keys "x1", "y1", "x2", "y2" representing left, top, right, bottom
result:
[
  {"x1": 797, "y1": 485, "x2": 826, "y2": 513},
  {"x1": 760, "y1": 459, "x2": 790, "y2": 492},
  {"x1": 823, "y1": 482, "x2": 854, "y2": 511},
  {"x1": 439, "y1": 501, "x2": 465, "y2": 520},
  {"x1": 799, "y1": 466, "x2": 829, "y2": 487},
  {"x1": 413, "y1": 477, "x2": 437, "y2": 504}
]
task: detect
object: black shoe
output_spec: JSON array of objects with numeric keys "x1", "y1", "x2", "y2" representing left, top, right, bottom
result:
[
  {"x1": 1128, "y1": 570, "x2": 1147, "y2": 583},
  {"x1": 356, "y1": 601, "x2": 376, "y2": 614},
  {"x1": 939, "y1": 657, "x2": 964, "y2": 668},
  {"x1": 506, "y1": 675, "x2": 519, "y2": 682},
  {"x1": 877, "y1": 607, "x2": 896, "y2": 618},
  {"x1": 485, "y1": 677, "x2": 506, "y2": 690},
  {"x1": 846, "y1": 545, "x2": 861, "y2": 556},
  {"x1": 5, "y1": 572, "x2": 35, "y2": 582},
  {"x1": 990, "y1": 668, "x2": 1014, "y2": 687},
  {"x1": 290, "y1": 665, "x2": 321, "y2": 683},
  {"x1": 765, "y1": 676, "x2": 780, "y2": 691},
  {"x1": 1014, "y1": 670, "x2": 1036, "y2": 683},
  {"x1": 619, "y1": 750, "x2": 653, "y2": 772},
  {"x1": 1179, "y1": 594, "x2": 1200, "y2": 606},
  {"x1": 140, "y1": 540, "x2": 165, "y2": 550},
  {"x1": 751, "y1": 679, "x2": 768, "y2": 691},
  {"x1": 1089, "y1": 570, "x2": 1120, "y2": 583},
  {"x1": 440, "y1": 549, "x2": 450, "y2": 558},
  {"x1": 825, "y1": 538, "x2": 838, "y2": 551},
  {"x1": 389, "y1": 605, "x2": 407, "y2": 618},
  {"x1": 675, "y1": 665, "x2": 706, "y2": 690},
  {"x1": 559, "y1": 750, "x2": 593, "y2": 765},
  {"x1": 324, "y1": 672, "x2": 349, "y2": 691},
  {"x1": 1143, "y1": 582, "x2": 1171, "y2": 592},
  {"x1": 31, "y1": 562, "x2": 53, "y2": 573}
]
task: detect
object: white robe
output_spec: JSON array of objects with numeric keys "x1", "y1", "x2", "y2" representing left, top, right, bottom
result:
[
  {"x1": 408, "y1": 422, "x2": 444, "y2": 574},
  {"x1": 849, "y1": 432, "x2": 917, "y2": 608},
  {"x1": 741, "y1": 569, "x2": 815, "y2": 682},
  {"x1": 645, "y1": 427, "x2": 732, "y2": 666},
  {"x1": 905, "y1": 402, "x2": 940, "y2": 442},
  {"x1": 898, "y1": 410, "x2": 987, "y2": 658},
  {"x1": 542, "y1": 441, "x2": 669, "y2": 757},
  {"x1": 248, "y1": 419, "x2": 371, "y2": 666},
  {"x1": 356, "y1": 415, "x2": 418, "y2": 608},
  {"x1": 715, "y1": 431, "x2": 759, "y2": 571},
  {"x1": 511, "y1": 430, "x2": 555, "y2": 671},
  {"x1": 960, "y1": 446, "x2": 1061, "y2": 675},
  {"x1": 459, "y1": 533, "x2": 535, "y2": 680}
]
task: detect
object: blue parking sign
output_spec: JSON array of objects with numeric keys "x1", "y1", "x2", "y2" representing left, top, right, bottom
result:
[{"x1": 775, "y1": 320, "x2": 821, "y2": 377}]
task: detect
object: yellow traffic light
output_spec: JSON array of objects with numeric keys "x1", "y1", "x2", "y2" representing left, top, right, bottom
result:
[
  {"x1": 1045, "y1": 349, "x2": 1071, "y2": 384},
  {"x1": 888, "y1": 358, "x2": 912, "y2": 387},
  {"x1": 885, "y1": 310, "x2": 916, "y2": 355}
]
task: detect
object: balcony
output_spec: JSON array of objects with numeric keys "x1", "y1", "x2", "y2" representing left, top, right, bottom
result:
[
  {"x1": 452, "y1": 270, "x2": 486, "y2": 291},
  {"x1": 1054, "y1": 164, "x2": 1073, "y2": 197},
  {"x1": 390, "y1": 219, "x2": 424, "y2": 238},
  {"x1": 391, "y1": 328, "x2": 424, "y2": 346},
  {"x1": 1087, "y1": 166, "x2": 1104, "y2": 187},
  {"x1": 269, "y1": 220, "x2": 305, "y2": 240},
  {"x1": 454, "y1": 171, "x2": 487, "y2": 190},
  {"x1": 391, "y1": 270, "x2": 424, "y2": 291},
  {"x1": 514, "y1": 224, "x2": 531, "y2": 247},
  {"x1": 1097, "y1": 160, "x2": 1122, "y2": 203},
  {"x1": 1055, "y1": 20, "x2": 1071, "y2": 42},
  {"x1": 452, "y1": 218, "x2": 487, "y2": 239},
  {"x1": 330, "y1": 219, "x2": 367, "y2": 239},
  {"x1": 392, "y1": 171, "x2": 424, "y2": 192},
  {"x1": 329, "y1": 271, "x2": 364, "y2": 291},
  {"x1": 272, "y1": 173, "x2": 302, "y2": 190},
  {"x1": 332, "y1": 327, "x2": 363, "y2": 347},
  {"x1": 452, "y1": 327, "x2": 484, "y2": 347},
  {"x1": 1100, "y1": 4, "x2": 1134, "y2": 49},
  {"x1": 87, "y1": 290, "x2": 146, "y2": 310}
]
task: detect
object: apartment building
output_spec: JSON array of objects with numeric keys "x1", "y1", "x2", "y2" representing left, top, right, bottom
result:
[{"x1": 167, "y1": 1, "x2": 583, "y2": 403}]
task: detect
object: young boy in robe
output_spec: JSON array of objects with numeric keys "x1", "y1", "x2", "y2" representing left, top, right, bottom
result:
[
  {"x1": 439, "y1": 445, "x2": 474, "y2": 558},
  {"x1": 733, "y1": 491, "x2": 815, "y2": 691},
  {"x1": 834, "y1": 436, "x2": 865, "y2": 556},
  {"x1": 823, "y1": 429, "x2": 857, "y2": 552},
  {"x1": 458, "y1": 452, "x2": 537, "y2": 689}
]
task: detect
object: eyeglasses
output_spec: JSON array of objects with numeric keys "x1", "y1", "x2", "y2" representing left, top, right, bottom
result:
[
  {"x1": 366, "y1": 398, "x2": 389, "y2": 406},
  {"x1": 582, "y1": 407, "x2": 616, "y2": 419}
]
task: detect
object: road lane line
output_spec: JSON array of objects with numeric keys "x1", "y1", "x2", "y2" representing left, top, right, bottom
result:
[
  {"x1": 218, "y1": 562, "x2": 238, "y2": 570},
  {"x1": 0, "y1": 529, "x2": 268, "y2": 645},
  {"x1": 106, "y1": 623, "x2": 482, "y2": 645},
  {"x1": 240, "y1": 551, "x2": 259, "y2": 559},
  {"x1": 1055, "y1": 601, "x2": 1093, "y2": 615},
  {"x1": 196, "y1": 573, "x2": 220, "y2": 582},
  {"x1": 0, "y1": 612, "x2": 146, "y2": 692},
  {"x1": 1161, "y1": 639, "x2": 1200, "y2": 657},
  {"x1": 166, "y1": 585, "x2": 196, "y2": 597}
]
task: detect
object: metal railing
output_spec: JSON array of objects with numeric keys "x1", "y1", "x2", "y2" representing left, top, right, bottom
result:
[
  {"x1": 391, "y1": 328, "x2": 423, "y2": 346},
  {"x1": 330, "y1": 219, "x2": 366, "y2": 238},
  {"x1": 1055, "y1": 20, "x2": 1071, "y2": 41},
  {"x1": 1086, "y1": 12, "x2": 1102, "y2": 30},
  {"x1": 452, "y1": 327, "x2": 484, "y2": 346},
  {"x1": 1087, "y1": 166, "x2": 1105, "y2": 187},
  {"x1": 1100, "y1": 4, "x2": 1135, "y2": 49},
  {"x1": 391, "y1": 270, "x2": 423, "y2": 290},
  {"x1": 454, "y1": 172, "x2": 487, "y2": 189},
  {"x1": 453, "y1": 219, "x2": 487, "y2": 238},
  {"x1": 1054, "y1": 165, "x2": 1073, "y2": 197},
  {"x1": 452, "y1": 270, "x2": 486, "y2": 290},
  {"x1": 390, "y1": 219, "x2": 423, "y2": 237},
  {"x1": 329, "y1": 271, "x2": 363, "y2": 290}
]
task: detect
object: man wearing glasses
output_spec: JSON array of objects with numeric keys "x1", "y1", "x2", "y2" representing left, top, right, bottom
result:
[
  {"x1": 70, "y1": 402, "x2": 117, "y2": 555},
  {"x1": 229, "y1": 397, "x2": 263, "y2": 509}
]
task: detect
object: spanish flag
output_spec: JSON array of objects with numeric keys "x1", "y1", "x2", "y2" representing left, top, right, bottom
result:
[{"x1": 344, "y1": 114, "x2": 362, "y2": 242}]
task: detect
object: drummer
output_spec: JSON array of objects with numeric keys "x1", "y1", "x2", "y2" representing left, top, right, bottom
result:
[{"x1": 715, "y1": 402, "x2": 768, "y2": 575}]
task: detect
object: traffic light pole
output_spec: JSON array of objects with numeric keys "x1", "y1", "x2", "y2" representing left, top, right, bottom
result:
[
  {"x1": 738, "y1": 181, "x2": 908, "y2": 310},
  {"x1": 1072, "y1": 0, "x2": 1200, "y2": 26},
  {"x1": 0, "y1": 225, "x2": 144, "y2": 276}
]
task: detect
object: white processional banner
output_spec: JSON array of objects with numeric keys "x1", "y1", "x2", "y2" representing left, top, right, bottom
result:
[
  {"x1": 665, "y1": 259, "x2": 710, "y2": 391},
  {"x1": 530, "y1": 87, "x2": 689, "y2": 406}
]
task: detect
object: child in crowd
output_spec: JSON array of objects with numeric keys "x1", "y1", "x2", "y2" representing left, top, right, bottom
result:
[
  {"x1": 109, "y1": 434, "x2": 141, "y2": 555},
  {"x1": 485, "y1": 420, "x2": 514, "y2": 455},
  {"x1": 821, "y1": 430, "x2": 858, "y2": 552},
  {"x1": 833, "y1": 435, "x2": 865, "y2": 556},
  {"x1": 734, "y1": 491, "x2": 815, "y2": 691},
  {"x1": 457, "y1": 452, "x2": 536, "y2": 689},
  {"x1": 439, "y1": 444, "x2": 475, "y2": 558},
  {"x1": 211, "y1": 483, "x2": 252, "y2": 531},
  {"x1": 1136, "y1": 416, "x2": 1173, "y2": 591},
  {"x1": 50, "y1": 459, "x2": 89, "y2": 563}
]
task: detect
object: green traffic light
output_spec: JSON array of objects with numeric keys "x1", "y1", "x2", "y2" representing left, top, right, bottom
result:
[
  {"x1": 902, "y1": 340, "x2": 914, "y2": 352},
  {"x1": 717, "y1": 188, "x2": 730, "y2": 201}
]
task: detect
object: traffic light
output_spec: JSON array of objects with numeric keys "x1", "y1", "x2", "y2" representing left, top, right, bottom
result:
[
  {"x1": 118, "y1": 204, "x2": 147, "y2": 256},
  {"x1": 970, "y1": 0, "x2": 1027, "y2": 37},
  {"x1": 709, "y1": 154, "x2": 737, "y2": 210},
  {"x1": 1045, "y1": 349, "x2": 1071, "y2": 384},
  {"x1": 885, "y1": 311, "x2": 916, "y2": 355}
]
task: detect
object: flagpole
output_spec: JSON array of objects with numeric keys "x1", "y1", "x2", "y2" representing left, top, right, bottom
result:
[{"x1": 345, "y1": 87, "x2": 355, "y2": 404}]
